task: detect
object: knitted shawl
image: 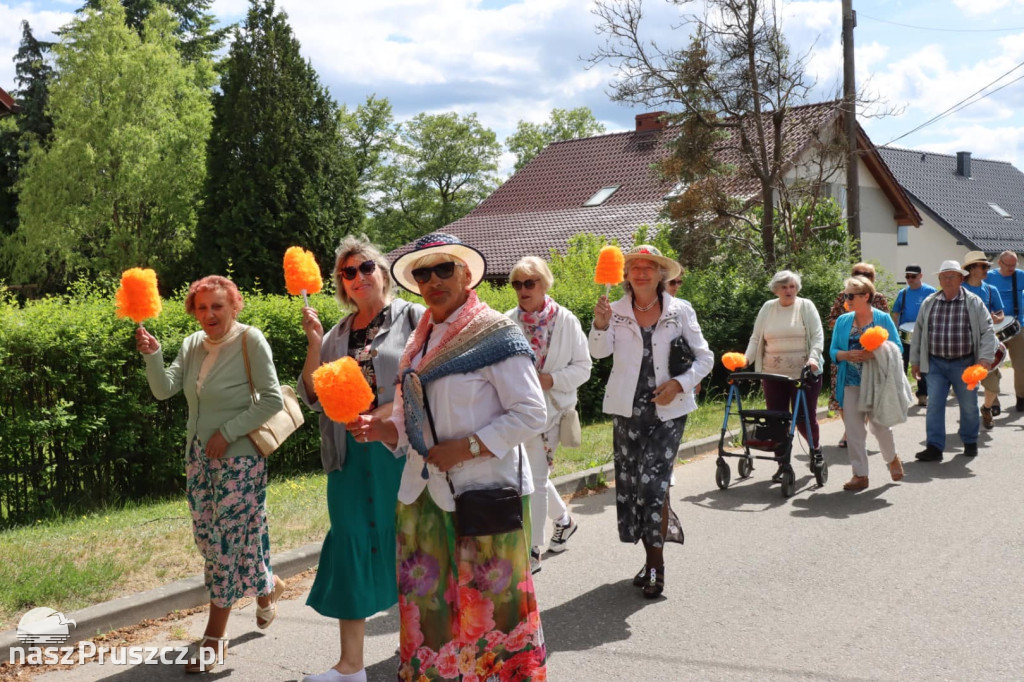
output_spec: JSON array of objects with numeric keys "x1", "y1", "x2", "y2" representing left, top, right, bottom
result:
[{"x1": 397, "y1": 290, "x2": 534, "y2": 460}]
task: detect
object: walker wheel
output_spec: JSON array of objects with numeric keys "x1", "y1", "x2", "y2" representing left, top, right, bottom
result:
[
  {"x1": 715, "y1": 460, "x2": 731, "y2": 490},
  {"x1": 813, "y1": 461, "x2": 829, "y2": 488},
  {"x1": 780, "y1": 469, "x2": 795, "y2": 498},
  {"x1": 738, "y1": 457, "x2": 753, "y2": 479}
]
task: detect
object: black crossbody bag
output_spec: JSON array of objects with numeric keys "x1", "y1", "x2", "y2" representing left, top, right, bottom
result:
[{"x1": 421, "y1": 386, "x2": 524, "y2": 537}]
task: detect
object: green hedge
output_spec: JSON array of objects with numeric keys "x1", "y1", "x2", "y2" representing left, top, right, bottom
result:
[{"x1": 0, "y1": 227, "x2": 857, "y2": 526}]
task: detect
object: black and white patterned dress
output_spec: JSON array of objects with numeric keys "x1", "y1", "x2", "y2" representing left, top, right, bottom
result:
[{"x1": 611, "y1": 325, "x2": 686, "y2": 547}]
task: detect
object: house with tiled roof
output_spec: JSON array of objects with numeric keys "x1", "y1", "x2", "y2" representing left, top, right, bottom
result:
[
  {"x1": 390, "y1": 101, "x2": 921, "y2": 279},
  {"x1": 877, "y1": 146, "x2": 1024, "y2": 286},
  {"x1": 0, "y1": 86, "x2": 17, "y2": 117}
]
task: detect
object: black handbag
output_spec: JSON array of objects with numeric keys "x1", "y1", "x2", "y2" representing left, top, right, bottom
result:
[
  {"x1": 668, "y1": 333, "x2": 695, "y2": 377},
  {"x1": 422, "y1": 383, "x2": 524, "y2": 537}
]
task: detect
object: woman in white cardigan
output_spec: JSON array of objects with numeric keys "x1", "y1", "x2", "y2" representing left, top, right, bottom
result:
[
  {"x1": 590, "y1": 245, "x2": 714, "y2": 598},
  {"x1": 506, "y1": 257, "x2": 593, "y2": 574},
  {"x1": 744, "y1": 270, "x2": 825, "y2": 481}
]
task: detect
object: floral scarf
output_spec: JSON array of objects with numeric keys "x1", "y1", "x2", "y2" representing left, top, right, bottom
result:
[{"x1": 519, "y1": 296, "x2": 559, "y2": 371}]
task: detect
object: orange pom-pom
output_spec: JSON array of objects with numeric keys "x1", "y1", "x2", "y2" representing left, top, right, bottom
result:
[
  {"x1": 115, "y1": 268, "x2": 162, "y2": 323},
  {"x1": 859, "y1": 326, "x2": 889, "y2": 352},
  {"x1": 312, "y1": 357, "x2": 375, "y2": 423},
  {"x1": 962, "y1": 364, "x2": 988, "y2": 391},
  {"x1": 722, "y1": 352, "x2": 748, "y2": 372},
  {"x1": 284, "y1": 246, "x2": 323, "y2": 296},
  {"x1": 594, "y1": 246, "x2": 625, "y2": 286}
]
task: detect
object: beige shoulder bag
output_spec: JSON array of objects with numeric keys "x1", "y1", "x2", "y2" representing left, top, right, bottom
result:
[{"x1": 241, "y1": 328, "x2": 304, "y2": 456}]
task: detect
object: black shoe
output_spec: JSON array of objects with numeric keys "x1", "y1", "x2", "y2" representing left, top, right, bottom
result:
[
  {"x1": 632, "y1": 564, "x2": 648, "y2": 588},
  {"x1": 1017, "y1": 397, "x2": 1024, "y2": 412},
  {"x1": 771, "y1": 467, "x2": 785, "y2": 483},
  {"x1": 963, "y1": 443, "x2": 978, "y2": 457},
  {"x1": 915, "y1": 445, "x2": 944, "y2": 462},
  {"x1": 642, "y1": 566, "x2": 664, "y2": 598}
]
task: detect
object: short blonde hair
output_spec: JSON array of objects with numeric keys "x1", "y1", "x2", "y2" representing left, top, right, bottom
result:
[
  {"x1": 408, "y1": 252, "x2": 467, "y2": 270},
  {"x1": 509, "y1": 256, "x2": 554, "y2": 290},
  {"x1": 333, "y1": 234, "x2": 393, "y2": 309},
  {"x1": 851, "y1": 262, "x2": 876, "y2": 281},
  {"x1": 844, "y1": 276, "x2": 876, "y2": 298}
]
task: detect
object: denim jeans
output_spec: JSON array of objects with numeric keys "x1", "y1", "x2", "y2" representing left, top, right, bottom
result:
[{"x1": 924, "y1": 355, "x2": 979, "y2": 450}]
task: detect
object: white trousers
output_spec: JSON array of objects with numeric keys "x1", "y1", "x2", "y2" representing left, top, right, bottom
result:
[
  {"x1": 842, "y1": 386, "x2": 898, "y2": 477},
  {"x1": 523, "y1": 422, "x2": 569, "y2": 549}
]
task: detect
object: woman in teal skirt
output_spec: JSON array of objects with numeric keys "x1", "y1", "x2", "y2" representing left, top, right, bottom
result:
[{"x1": 297, "y1": 235, "x2": 423, "y2": 682}]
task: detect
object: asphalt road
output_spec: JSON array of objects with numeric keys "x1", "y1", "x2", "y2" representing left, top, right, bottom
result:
[{"x1": 28, "y1": 376, "x2": 1024, "y2": 681}]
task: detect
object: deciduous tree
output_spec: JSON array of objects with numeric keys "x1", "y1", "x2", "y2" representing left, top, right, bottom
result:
[
  {"x1": 6, "y1": 0, "x2": 212, "y2": 291},
  {"x1": 506, "y1": 107, "x2": 606, "y2": 171}
]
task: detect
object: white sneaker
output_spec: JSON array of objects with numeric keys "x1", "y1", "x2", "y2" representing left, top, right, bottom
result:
[
  {"x1": 530, "y1": 548, "x2": 542, "y2": 574},
  {"x1": 548, "y1": 515, "x2": 578, "y2": 553}
]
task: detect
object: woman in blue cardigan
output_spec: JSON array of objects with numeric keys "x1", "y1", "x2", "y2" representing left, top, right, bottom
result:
[{"x1": 829, "y1": 276, "x2": 904, "y2": 491}]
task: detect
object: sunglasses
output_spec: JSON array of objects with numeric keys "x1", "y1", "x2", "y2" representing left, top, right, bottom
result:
[
  {"x1": 511, "y1": 279, "x2": 538, "y2": 291},
  {"x1": 411, "y1": 261, "x2": 459, "y2": 284},
  {"x1": 843, "y1": 292, "x2": 865, "y2": 300},
  {"x1": 339, "y1": 260, "x2": 377, "y2": 281},
  {"x1": 852, "y1": 271, "x2": 872, "y2": 278},
  {"x1": 667, "y1": 279, "x2": 681, "y2": 286},
  {"x1": 904, "y1": 273, "x2": 920, "y2": 279}
]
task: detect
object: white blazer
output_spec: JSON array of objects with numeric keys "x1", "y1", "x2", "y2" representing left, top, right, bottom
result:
[
  {"x1": 506, "y1": 305, "x2": 593, "y2": 430},
  {"x1": 588, "y1": 292, "x2": 714, "y2": 420}
]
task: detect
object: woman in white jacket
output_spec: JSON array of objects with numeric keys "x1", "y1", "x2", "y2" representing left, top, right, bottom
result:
[
  {"x1": 590, "y1": 245, "x2": 714, "y2": 598},
  {"x1": 507, "y1": 257, "x2": 593, "y2": 574}
]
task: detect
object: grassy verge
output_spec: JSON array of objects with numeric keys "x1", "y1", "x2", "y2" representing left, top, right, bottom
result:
[{"x1": 1, "y1": 390, "x2": 829, "y2": 631}]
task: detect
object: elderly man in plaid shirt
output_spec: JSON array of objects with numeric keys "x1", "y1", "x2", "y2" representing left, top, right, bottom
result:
[{"x1": 909, "y1": 260, "x2": 998, "y2": 461}]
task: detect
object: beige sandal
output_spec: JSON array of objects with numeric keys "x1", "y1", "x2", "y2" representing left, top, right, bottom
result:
[
  {"x1": 184, "y1": 635, "x2": 228, "y2": 674},
  {"x1": 256, "y1": 576, "x2": 285, "y2": 629}
]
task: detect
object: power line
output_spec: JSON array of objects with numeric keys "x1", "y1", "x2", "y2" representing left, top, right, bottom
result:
[
  {"x1": 860, "y1": 13, "x2": 1024, "y2": 33},
  {"x1": 883, "y1": 59, "x2": 1024, "y2": 146}
]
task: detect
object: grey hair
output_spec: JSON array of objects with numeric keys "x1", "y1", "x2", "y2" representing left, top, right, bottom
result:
[
  {"x1": 769, "y1": 270, "x2": 802, "y2": 294},
  {"x1": 333, "y1": 234, "x2": 394, "y2": 309}
]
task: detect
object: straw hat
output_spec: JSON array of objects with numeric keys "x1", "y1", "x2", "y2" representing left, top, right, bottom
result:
[
  {"x1": 962, "y1": 251, "x2": 991, "y2": 269},
  {"x1": 390, "y1": 233, "x2": 487, "y2": 294},
  {"x1": 623, "y1": 245, "x2": 683, "y2": 281}
]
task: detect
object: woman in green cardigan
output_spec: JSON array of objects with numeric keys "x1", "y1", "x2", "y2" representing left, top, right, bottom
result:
[{"x1": 137, "y1": 275, "x2": 285, "y2": 673}]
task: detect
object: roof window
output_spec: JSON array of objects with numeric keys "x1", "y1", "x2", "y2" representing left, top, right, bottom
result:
[
  {"x1": 988, "y1": 203, "x2": 1012, "y2": 219},
  {"x1": 584, "y1": 186, "x2": 620, "y2": 207}
]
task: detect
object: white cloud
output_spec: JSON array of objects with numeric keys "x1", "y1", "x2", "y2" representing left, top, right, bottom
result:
[
  {"x1": 0, "y1": 4, "x2": 74, "y2": 88},
  {"x1": 952, "y1": 0, "x2": 1024, "y2": 16}
]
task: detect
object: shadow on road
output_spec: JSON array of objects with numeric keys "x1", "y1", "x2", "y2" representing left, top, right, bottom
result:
[
  {"x1": 788, "y1": 484, "x2": 896, "y2": 519},
  {"x1": 567, "y1": 488, "x2": 615, "y2": 516},
  {"x1": 540, "y1": 579, "x2": 648, "y2": 653}
]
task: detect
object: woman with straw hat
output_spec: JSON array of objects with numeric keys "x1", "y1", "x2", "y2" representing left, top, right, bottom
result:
[{"x1": 962, "y1": 250, "x2": 1005, "y2": 429}]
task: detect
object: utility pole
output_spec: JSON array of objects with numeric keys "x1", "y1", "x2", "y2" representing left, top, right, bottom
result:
[{"x1": 842, "y1": 0, "x2": 861, "y2": 256}]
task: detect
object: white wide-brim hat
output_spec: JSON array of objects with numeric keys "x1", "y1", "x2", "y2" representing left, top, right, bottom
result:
[
  {"x1": 623, "y1": 245, "x2": 683, "y2": 282},
  {"x1": 390, "y1": 232, "x2": 487, "y2": 294},
  {"x1": 936, "y1": 260, "x2": 968, "y2": 276}
]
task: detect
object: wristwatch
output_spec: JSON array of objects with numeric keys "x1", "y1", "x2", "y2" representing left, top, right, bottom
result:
[{"x1": 467, "y1": 434, "x2": 481, "y2": 458}]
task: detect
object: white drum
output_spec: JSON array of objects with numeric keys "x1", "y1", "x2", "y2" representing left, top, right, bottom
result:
[{"x1": 994, "y1": 317, "x2": 1021, "y2": 343}]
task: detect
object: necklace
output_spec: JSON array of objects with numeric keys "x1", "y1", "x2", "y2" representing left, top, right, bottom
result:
[{"x1": 633, "y1": 298, "x2": 658, "y2": 313}]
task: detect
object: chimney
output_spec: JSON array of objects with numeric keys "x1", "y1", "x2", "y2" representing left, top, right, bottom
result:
[
  {"x1": 635, "y1": 111, "x2": 668, "y2": 132},
  {"x1": 956, "y1": 151, "x2": 972, "y2": 178}
]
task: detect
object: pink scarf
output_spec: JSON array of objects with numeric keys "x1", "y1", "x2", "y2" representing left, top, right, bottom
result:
[
  {"x1": 519, "y1": 295, "x2": 559, "y2": 371},
  {"x1": 399, "y1": 289, "x2": 490, "y2": 372}
]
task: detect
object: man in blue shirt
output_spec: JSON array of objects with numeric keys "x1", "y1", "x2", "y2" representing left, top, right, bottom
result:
[
  {"x1": 892, "y1": 264, "x2": 936, "y2": 405},
  {"x1": 986, "y1": 250, "x2": 1024, "y2": 411},
  {"x1": 963, "y1": 251, "x2": 1004, "y2": 428}
]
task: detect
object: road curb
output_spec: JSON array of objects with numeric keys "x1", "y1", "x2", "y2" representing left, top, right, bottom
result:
[{"x1": 2, "y1": 406, "x2": 828, "y2": 660}]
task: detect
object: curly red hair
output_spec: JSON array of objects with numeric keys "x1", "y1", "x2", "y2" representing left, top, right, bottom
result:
[{"x1": 185, "y1": 276, "x2": 244, "y2": 315}]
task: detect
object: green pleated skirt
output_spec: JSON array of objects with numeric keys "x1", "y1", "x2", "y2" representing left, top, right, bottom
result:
[{"x1": 306, "y1": 434, "x2": 405, "y2": 620}]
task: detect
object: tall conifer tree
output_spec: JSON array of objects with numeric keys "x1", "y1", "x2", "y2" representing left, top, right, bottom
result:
[{"x1": 197, "y1": 0, "x2": 358, "y2": 290}]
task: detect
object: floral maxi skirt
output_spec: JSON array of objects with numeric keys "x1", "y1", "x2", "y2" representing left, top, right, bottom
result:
[
  {"x1": 396, "y1": 491, "x2": 547, "y2": 681},
  {"x1": 186, "y1": 437, "x2": 274, "y2": 608}
]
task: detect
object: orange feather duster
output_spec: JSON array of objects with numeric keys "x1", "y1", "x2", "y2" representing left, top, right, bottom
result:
[
  {"x1": 594, "y1": 246, "x2": 625, "y2": 287},
  {"x1": 859, "y1": 326, "x2": 889, "y2": 352},
  {"x1": 312, "y1": 357, "x2": 375, "y2": 424},
  {"x1": 283, "y1": 247, "x2": 323, "y2": 298},
  {"x1": 962, "y1": 364, "x2": 988, "y2": 391},
  {"x1": 115, "y1": 268, "x2": 162, "y2": 324},
  {"x1": 722, "y1": 352, "x2": 748, "y2": 371}
]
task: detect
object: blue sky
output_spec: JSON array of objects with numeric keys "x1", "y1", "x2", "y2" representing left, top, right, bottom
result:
[{"x1": 3, "y1": 0, "x2": 1024, "y2": 173}]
